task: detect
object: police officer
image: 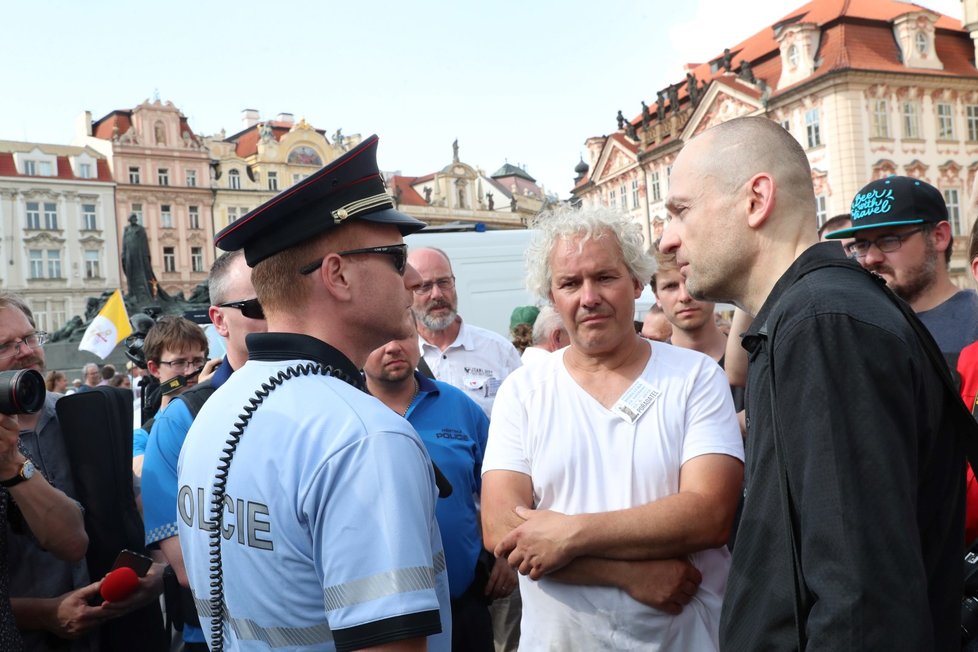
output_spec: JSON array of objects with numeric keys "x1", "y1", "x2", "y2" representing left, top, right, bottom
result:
[{"x1": 177, "y1": 136, "x2": 451, "y2": 651}]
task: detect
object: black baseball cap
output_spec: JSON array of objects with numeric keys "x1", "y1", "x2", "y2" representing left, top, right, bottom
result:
[
  {"x1": 824, "y1": 175, "x2": 947, "y2": 239},
  {"x1": 215, "y1": 135, "x2": 426, "y2": 266}
]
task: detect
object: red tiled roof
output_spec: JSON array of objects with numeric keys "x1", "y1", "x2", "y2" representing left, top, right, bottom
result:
[
  {"x1": 390, "y1": 176, "x2": 428, "y2": 206},
  {"x1": 0, "y1": 153, "x2": 16, "y2": 177},
  {"x1": 55, "y1": 157, "x2": 72, "y2": 179},
  {"x1": 92, "y1": 111, "x2": 132, "y2": 140},
  {"x1": 629, "y1": 0, "x2": 975, "y2": 125},
  {"x1": 96, "y1": 158, "x2": 113, "y2": 181}
]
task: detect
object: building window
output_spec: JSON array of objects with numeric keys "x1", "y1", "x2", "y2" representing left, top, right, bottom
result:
[
  {"x1": 815, "y1": 195, "x2": 827, "y2": 226},
  {"x1": 28, "y1": 299, "x2": 47, "y2": 331},
  {"x1": 780, "y1": 119, "x2": 791, "y2": 133},
  {"x1": 50, "y1": 300, "x2": 65, "y2": 332},
  {"x1": 161, "y1": 205, "x2": 173, "y2": 228},
  {"x1": 805, "y1": 109, "x2": 821, "y2": 148},
  {"x1": 78, "y1": 163, "x2": 92, "y2": 179},
  {"x1": 186, "y1": 169, "x2": 197, "y2": 187},
  {"x1": 29, "y1": 251, "x2": 43, "y2": 279},
  {"x1": 24, "y1": 161, "x2": 36, "y2": 176},
  {"x1": 787, "y1": 45, "x2": 799, "y2": 68},
  {"x1": 228, "y1": 207, "x2": 238, "y2": 223},
  {"x1": 871, "y1": 99, "x2": 890, "y2": 138},
  {"x1": 189, "y1": 206, "x2": 200, "y2": 230},
  {"x1": 47, "y1": 250, "x2": 61, "y2": 278},
  {"x1": 631, "y1": 179, "x2": 640, "y2": 209},
  {"x1": 651, "y1": 171, "x2": 661, "y2": 202},
  {"x1": 967, "y1": 106, "x2": 978, "y2": 141},
  {"x1": 609, "y1": 189, "x2": 617, "y2": 209},
  {"x1": 915, "y1": 31, "x2": 928, "y2": 56},
  {"x1": 26, "y1": 202, "x2": 40, "y2": 229},
  {"x1": 163, "y1": 247, "x2": 176, "y2": 273},
  {"x1": 292, "y1": 173, "x2": 307, "y2": 185},
  {"x1": 191, "y1": 247, "x2": 204, "y2": 273},
  {"x1": 82, "y1": 204, "x2": 97, "y2": 230},
  {"x1": 268, "y1": 171, "x2": 278, "y2": 191},
  {"x1": 129, "y1": 166, "x2": 141, "y2": 184},
  {"x1": 131, "y1": 203, "x2": 143, "y2": 225},
  {"x1": 38, "y1": 161, "x2": 53, "y2": 176},
  {"x1": 944, "y1": 188, "x2": 961, "y2": 235},
  {"x1": 158, "y1": 168, "x2": 169, "y2": 186},
  {"x1": 902, "y1": 101, "x2": 921, "y2": 139},
  {"x1": 84, "y1": 250, "x2": 100, "y2": 279},
  {"x1": 228, "y1": 169, "x2": 241, "y2": 190},
  {"x1": 620, "y1": 184, "x2": 628, "y2": 210},
  {"x1": 43, "y1": 203, "x2": 58, "y2": 230},
  {"x1": 937, "y1": 103, "x2": 956, "y2": 140}
]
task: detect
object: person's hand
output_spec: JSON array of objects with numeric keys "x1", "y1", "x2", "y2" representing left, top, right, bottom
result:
[
  {"x1": 48, "y1": 583, "x2": 108, "y2": 639},
  {"x1": 198, "y1": 358, "x2": 222, "y2": 384},
  {"x1": 0, "y1": 414, "x2": 24, "y2": 478},
  {"x1": 484, "y1": 555, "x2": 518, "y2": 600},
  {"x1": 617, "y1": 558, "x2": 702, "y2": 614},
  {"x1": 99, "y1": 563, "x2": 166, "y2": 614},
  {"x1": 495, "y1": 507, "x2": 577, "y2": 579}
]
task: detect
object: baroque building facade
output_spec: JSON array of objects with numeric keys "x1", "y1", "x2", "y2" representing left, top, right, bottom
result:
[
  {"x1": 573, "y1": 0, "x2": 978, "y2": 286},
  {"x1": 204, "y1": 110, "x2": 355, "y2": 233},
  {"x1": 389, "y1": 142, "x2": 548, "y2": 229},
  {"x1": 75, "y1": 99, "x2": 215, "y2": 299},
  {"x1": 0, "y1": 141, "x2": 119, "y2": 332}
]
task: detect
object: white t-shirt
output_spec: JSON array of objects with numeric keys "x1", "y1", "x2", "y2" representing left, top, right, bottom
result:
[
  {"x1": 419, "y1": 320, "x2": 522, "y2": 417},
  {"x1": 519, "y1": 345, "x2": 552, "y2": 366},
  {"x1": 483, "y1": 341, "x2": 744, "y2": 651}
]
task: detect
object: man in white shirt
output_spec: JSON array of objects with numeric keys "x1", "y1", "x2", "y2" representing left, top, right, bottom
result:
[
  {"x1": 482, "y1": 205, "x2": 744, "y2": 650},
  {"x1": 519, "y1": 306, "x2": 567, "y2": 366},
  {"x1": 408, "y1": 247, "x2": 522, "y2": 418}
]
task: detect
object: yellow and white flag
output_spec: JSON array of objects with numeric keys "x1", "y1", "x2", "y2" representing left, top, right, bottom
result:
[{"x1": 78, "y1": 290, "x2": 132, "y2": 359}]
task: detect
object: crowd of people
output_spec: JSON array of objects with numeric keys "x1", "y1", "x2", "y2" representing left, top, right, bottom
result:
[{"x1": 2, "y1": 118, "x2": 978, "y2": 651}]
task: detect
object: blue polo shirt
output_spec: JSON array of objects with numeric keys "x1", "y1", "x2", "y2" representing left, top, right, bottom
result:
[{"x1": 405, "y1": 372, "x2": 490, "y2": 599}]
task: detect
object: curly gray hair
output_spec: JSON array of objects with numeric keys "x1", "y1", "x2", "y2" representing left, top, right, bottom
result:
[{"x1": 525, "y1": 205, "x2": 655, "y2": 301}]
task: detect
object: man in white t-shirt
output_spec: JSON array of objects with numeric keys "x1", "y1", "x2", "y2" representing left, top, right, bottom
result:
[
  {"x1": 519, "y1": 306, "x2": 566, "y2": 366},
  {"x1": 482, "y1": 205, "x2": 744, "y2": 651}
]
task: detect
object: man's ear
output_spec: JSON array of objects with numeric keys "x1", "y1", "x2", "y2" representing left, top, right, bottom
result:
[
  {"x1": 146, "y1": 359, "x2": 162, "y2": 380},
  {"x1": 745, "y1": 173, "x2": 776, "y2": 230},
  {"x1": 319, "y1": 253, "x2": 354, "y2": 301},
  {"x1": 932, "y1": 221, "x2": 953, "y2": 255},
  {"x1": 208, "y1": 305, "x2": 229, "y2": 338}
]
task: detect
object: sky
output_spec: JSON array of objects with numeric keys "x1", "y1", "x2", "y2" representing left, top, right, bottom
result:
[{"x1": 2, "y1": 0, "x2": 964, "y2": 199}]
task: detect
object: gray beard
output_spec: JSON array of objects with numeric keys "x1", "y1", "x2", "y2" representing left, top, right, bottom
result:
[{"x1": 415, "y1": 307, "x2": 457, "y2": 332}]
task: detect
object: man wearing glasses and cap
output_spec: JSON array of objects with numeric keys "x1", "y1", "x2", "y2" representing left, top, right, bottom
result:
[
  {"x1": 177, "y1": 136, "x2": 451, "y2": 651},
  {"x1": 141, "y1": 250, "x2": 266, "y2": 651},
  {"x1": 824, "y1": 175, "x2": 978, "y2": 365}
]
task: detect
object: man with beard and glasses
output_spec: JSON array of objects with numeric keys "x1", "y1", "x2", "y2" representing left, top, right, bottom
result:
[{"x1": 824, "y1": 176, "x2": 978, "y2": 367}]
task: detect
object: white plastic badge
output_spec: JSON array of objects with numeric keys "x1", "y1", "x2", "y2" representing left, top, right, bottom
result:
[{"x1": 610, "y1": 377, "x2": 660, "y2": 424}]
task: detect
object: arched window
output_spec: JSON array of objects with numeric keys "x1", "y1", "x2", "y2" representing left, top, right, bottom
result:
[{"x1": 228, "y1": 169, "x2": 241, "y2": 190}]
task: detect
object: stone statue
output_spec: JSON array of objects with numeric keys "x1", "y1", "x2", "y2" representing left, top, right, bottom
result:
[
  {"x1": 452, "y1": 139, "x2": 459, "y2": 163},
  {"x1": 739, "y1": 59, "x2": 756, "y2": 83},
  {"x1": 668, "y1": 85, "x2": 680, "y2": 113},
  {"x1": 616, "y1": 110, "x2": 626, "y2": 130},
  {"x1": 510, "y1": 196, "x2": 518, "y2": 212},
  {"x1": 486, "y1": 191, "x2": 494, "y2": 210},
  {"x1": 722, "y1": 48, "x2": 733, "y2": 72},
  {"x1": 625, "y1": 123, "x2": 638, "y2": 141},
  {"x1": 687, "y1": 72, "x2": 702, "y2": 107},
  {"x1": 122, "y1": 214, "x2": 156, "y2": 304},
  {"x1": 656, "y1": 91, "x2": 666, "y2": 121},
  {"x1": 259, "y1": 122, "x2": 274, "y2": 143},
  {"x1": 393, "y1": 186, "x2": 402, "y2": 208},
  {"x1": 333, "y1": 128, "x2": 346, "y2": 151},
  {"x1": 641, "y1": 101, "x2": 650, "y2": 128},
  {"x1": 423, "y1": 186, "x2": 432, "y2": 204}
]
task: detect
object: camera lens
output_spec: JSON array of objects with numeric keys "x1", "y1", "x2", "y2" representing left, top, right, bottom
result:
[{"x1": 0, "y1": 369, "x2": 46, "y2": 415}]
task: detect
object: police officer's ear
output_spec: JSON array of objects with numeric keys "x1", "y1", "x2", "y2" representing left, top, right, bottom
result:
[{"x1": 317, "y1": 253, "x2": 355, "y2": 302}]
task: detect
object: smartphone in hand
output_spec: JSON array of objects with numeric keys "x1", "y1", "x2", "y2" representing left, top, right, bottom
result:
[{"x1": 110, "y1": 549, "x2": 153, "y2": 577}]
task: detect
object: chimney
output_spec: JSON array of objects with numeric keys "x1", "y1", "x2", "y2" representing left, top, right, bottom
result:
[
  {"x1": 241, "y1": 109, "x2": 260, "y2": 128},
  {"x1": 75, "y1": 111, "x2": 93, "y2": 138},
  {"x1": 276, "y1": 113, "x2": 295, "y2": 126}
]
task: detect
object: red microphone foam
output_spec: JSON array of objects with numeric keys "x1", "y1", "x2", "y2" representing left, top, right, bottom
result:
[{"x1": 100, "y1": 566, "x2": 139, "y2": 603}]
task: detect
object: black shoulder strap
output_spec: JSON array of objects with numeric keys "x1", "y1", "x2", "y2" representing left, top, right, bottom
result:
[
  {"x1": 416, "y1": 356, "x2": 435, "y2": 380},
  {"x1": 175, "y1": 380, "x2": 217, "y2": 418}
]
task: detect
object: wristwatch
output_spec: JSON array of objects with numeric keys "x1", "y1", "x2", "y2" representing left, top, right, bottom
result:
[{"x1": 0, "y1": 459, "x2": 35, "y2": 487}]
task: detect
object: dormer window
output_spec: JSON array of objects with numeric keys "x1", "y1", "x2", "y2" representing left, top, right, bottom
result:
[{"x1": 915, "y1": 31, "x2": 927, "y2": 55}]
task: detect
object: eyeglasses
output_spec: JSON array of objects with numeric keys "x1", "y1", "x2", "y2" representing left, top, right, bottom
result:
[
  {"x1": 299, "y1": 244, "x2": 408, "y2": 276},
  {"x1": 844, "y1": 227, "x2": 925, "y2": 258},
  {"x1": 217, "y1": 298, "x2": 265, "y2": 320},
  {"x1": 158, "y1": 357, "x2": 207, "y2": 373},
  {"x1": 413, "y1": 276, "x2": 456, "y2": 295},
  {"x1": 0, "y1": 331, "x2": 48, "y2": 360}
]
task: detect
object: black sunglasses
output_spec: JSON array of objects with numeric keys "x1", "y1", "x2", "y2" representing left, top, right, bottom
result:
[
  {"x1": 217, "y1": 298, "x2": 265, "y2": 320},
  {"x1": 299, "y1": 244, "x2": 408, "y2": 276}
]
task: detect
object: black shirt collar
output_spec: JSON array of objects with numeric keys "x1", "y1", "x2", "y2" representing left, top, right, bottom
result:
[
  {"x1": 245, "y1": 332, "x2": 364, "y2": 390},
  {"x1": 742, "y1": 242, "x2": 850, "y2": 354}
]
